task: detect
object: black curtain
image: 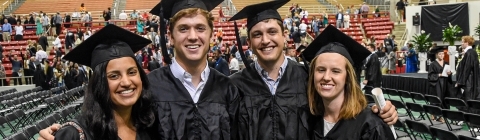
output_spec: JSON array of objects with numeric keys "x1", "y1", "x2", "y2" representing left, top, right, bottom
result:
[{"x1": 421, "y1": 3, "x2": 469, "y2": 41}]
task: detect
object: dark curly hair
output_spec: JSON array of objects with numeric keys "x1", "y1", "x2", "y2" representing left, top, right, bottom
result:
[{"x1": 81, "y1": 42, "x2": 155, "y2": 139}]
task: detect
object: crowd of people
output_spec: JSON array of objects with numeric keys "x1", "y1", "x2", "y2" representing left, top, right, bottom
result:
[{"x1": 32, "y1": 0, "x2": 401, "y2": 140}]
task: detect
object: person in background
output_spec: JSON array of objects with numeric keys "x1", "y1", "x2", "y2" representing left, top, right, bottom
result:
[
  {"x1": 53, "y1": 63, "x2": 64, "y2": 93},
  {"x1": 147, "y1": 56, "x2": 160, "y2": 71},
  {"x1": 455, "y1": 36, "x2": 480, "y2": 114},
  {"x1": 343, "y1": 12, "x2": 350, "y2": 28},
  {"x1": 65, "y1": 29, "x2": 75, "y2": 53},
  {"x1": 363, "y1": 44, "x2": 382, "y2": 94},
  {"x1": 103, "y1": 7, "x2": 112, "y2": 25},
  {"x1": 79, "y1": 3, "x2": 86, "y2": 12},
  {"x1": 229, "y1": 53, "x2": 239, "y2": 75},
  {"x1": 213, "y1": 49, "x2": 230, "y2": 76},
  {"x1": 64, "y1": 13, "x2": 71, "y2": 28},
  {"x1": 8, "y1": 50, "x2": 23, "y2": 85},
  {"x1": 406, "y1": 43, "x2": 418, "y2": 73},
  {"x1": 14, "y1": 22, "x2": 24, "y2": 40},
  {"x1": 2, "y1": 19, "x2": 12, "y2": 42},
  {"x1": 379, "y1": 47, "x2": 389, "y2": 74},
  {"x1": 137, "y1": 18, "x2": 144, "y2": 34},
  {"x1": 0, "y1": 60, "x2": 6, "y2": 86},
  {"x1": 388, "y1": 47, "x2": 397, "y2": 73},
  {"x1": 428, "y1": 46, "x2": 452, "y2": 122}
]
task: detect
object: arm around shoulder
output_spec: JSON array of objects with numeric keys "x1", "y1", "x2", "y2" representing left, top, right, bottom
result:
[{"x1": 53, "y1": 126, "x2": 82, "y2": 140}]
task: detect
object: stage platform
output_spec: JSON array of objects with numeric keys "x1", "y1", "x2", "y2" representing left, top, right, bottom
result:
[{"x1": 382, "y1": 73, "x2": 457, "y2": 94}]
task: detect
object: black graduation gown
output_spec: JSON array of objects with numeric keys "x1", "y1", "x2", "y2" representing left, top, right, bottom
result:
[
  {"x1": 312, "y1": 108, "x2": 395, "y2": 140},
  {"x1": 364, "y1": 53, "x2": 382, "y2": 94},
  {"x1": 230, "y1": 60, "x2": 313, "y2": 140},
  {"x1": 456, "y1": 49, "x2": 480, "y2": 113},
  {"x1": 428, "y1": 60, "x2": 452, "y2": 109},
  {"x1": 147, "y1": 66, "x2": 240, "y2": 140},
  {"x1": 33, "y1": 65, "x2": 46, "y2": 89},
  {"x1": 54, "y1": 116, "x2": 153, "y2": 140}
]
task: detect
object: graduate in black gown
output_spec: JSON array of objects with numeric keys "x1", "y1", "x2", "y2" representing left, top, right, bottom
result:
[
  {"x1": 428, "y1": 46, "x2": 452, "y2": 110},
  {"x1": 302, "y1": 25, "x2": 395, "y2": 140},
  {"x1": 228, "y1": 1, "x2": 398, "y2": 139},
  {"x1": 148, "y1": 0, "x2": 241, "y2": 139},
  {"x1": 53, "y1": 24, "x2": 157, "y2": 140},
  {"x1": 363, "y1": 44, "x2": 382, "y2": 95},
  {"x1": 455, "y1": 36, "x2": 480, "y2": 113}
]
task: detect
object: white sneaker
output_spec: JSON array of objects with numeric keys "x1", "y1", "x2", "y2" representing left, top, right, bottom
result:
[{"x1": 457, "y1": 121, "x2": 464, "y2": 125}]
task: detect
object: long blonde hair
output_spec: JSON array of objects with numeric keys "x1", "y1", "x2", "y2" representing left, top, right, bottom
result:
[{"x1": 307, "y1": 56, "x2": 367, "y2": 121}]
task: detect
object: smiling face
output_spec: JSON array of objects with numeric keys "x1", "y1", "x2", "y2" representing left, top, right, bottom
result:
[
  {"x1": 436, "y1": 51, "x2": 444, "y2": 60},
  {"x1": 168, "y1": 8, "x2": 214, "y2": 65},
  {"x1": 313, "y1": 53, "x2": 347, "y2": 101},
  {"x1": 106, "y1": 57, "x2": 142, "y2": 108},
  {"x1": 248, "y1": 19, "x2": 285, "y2": 64}
]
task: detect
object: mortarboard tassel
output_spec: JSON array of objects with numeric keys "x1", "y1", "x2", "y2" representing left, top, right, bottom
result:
[
  {"x1": 159, "y1": 7, "x2": 172, "y2": 65},
  {"x1": 233, "y1": 21, "x2": 250, "y2": 69}
]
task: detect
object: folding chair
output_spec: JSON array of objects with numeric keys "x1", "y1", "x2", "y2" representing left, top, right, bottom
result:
[
  {"x1": 405, "y1": 119, "x2": 432, "y2": 140},
  {"x1": 442, "y1": 109, "x2": 472, "y2": 137},
  {"x1": 5, "y1": 110, "x2": 20, "y2": 133},
  {"x1": 23, "y1": 124, "x2": 40, "y2": 139},
  {"x1": 410, "y1": 92, "x2": 426, "y2": 103},
  {"x1": 445, "y1": 98, "x2": 468, "y2": 110},
  {"x1": 399, "y1": 90, "x2": 414, "y2": 103},
  {"x1": 406, "y1": 102, "x2": 442, "y2": 125},
  {"x1": 5, "y1": 132, "x2": 28, "y2": 140},
  {"x1": 36, "y1": 118, "x2": 50, "y2": 130},
  {"x1": 463, "y1": 113, "x2": 480, "y2": 137},
  {"x1": 0, "y1": 116, "x2": 7, "y2": 138},
  {"x1": 423, "y1": 105, "x2": 462, "y2": 131},
  {"x1": 390, "y1": 99, "x2": 413, "y2": 121},
  {"x1": 430, "y1": 126, "x2": 460, "y2": 140},
  {"x1": 425, "y1": 94, "x2": 444, "y2": 107},
  {"x1": 393, "y1": 120, "x2": 413, "y2": 139},
  {"x1": 459, "y1": 135, "x2": 478, "y2": 140}
]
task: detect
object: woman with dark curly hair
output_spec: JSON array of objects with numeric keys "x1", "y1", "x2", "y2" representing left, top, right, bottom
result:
[{"x1": 51, "y1": 24, "x2": 157, "y2": 140}]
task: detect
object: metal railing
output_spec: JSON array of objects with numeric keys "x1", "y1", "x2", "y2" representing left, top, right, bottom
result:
[
  {"x1": 0, "y1": 76, "x2": 34, "y2": 86},
  {"x1": 400, "y1": 27, "x2": 408, "y2": 47},
  {"x1": 1, "y1": 0, "x2": 19, "y2": 14}
]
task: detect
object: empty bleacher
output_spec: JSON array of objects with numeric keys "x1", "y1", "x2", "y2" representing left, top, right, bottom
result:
[
  {"x1": 14, "y1": 0, "x2": 113, "y2": 14},
  {"x1": 124, "y1": 0, "x2": 159, "y2": 11}
]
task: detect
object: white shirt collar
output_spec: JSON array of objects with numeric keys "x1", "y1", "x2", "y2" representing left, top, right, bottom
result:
[
  {"x1": 464, "y1": 46, "x2": 472, "y2": 53},
  {"x1": 170, "y1": 57, "x2": 210, "y2": 84}
]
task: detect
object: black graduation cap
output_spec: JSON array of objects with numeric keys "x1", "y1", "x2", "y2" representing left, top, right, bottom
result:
[
  {"x1": 302, "y1": 25, "x2": 371, "y2": 66},
  {"x1": 429, "y1": 46, "x2": 445, "y2": 54},
  {"x1": 63, "y1": 24, "x2": 151, "y2": 68},
  {"x1": 228, "y1": 0, "x2": 290, "y2": 30},
  {"x1": 150, "y1": 0, "x2": 224, "y2": 19}
]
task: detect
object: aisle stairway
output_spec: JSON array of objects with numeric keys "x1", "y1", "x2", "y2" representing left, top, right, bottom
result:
[{"x1": 392, "y1": 23, "x2": 406, "y2": 48}]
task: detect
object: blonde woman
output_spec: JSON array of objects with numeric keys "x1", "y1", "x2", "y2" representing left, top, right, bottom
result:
[{"x1": 303, "y1": 26, "x2": 395, "y2": 139}]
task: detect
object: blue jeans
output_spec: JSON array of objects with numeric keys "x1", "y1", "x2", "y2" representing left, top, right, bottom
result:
[{"x1": 56, "y1": 82, "x2": 64, "y2": 94}]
